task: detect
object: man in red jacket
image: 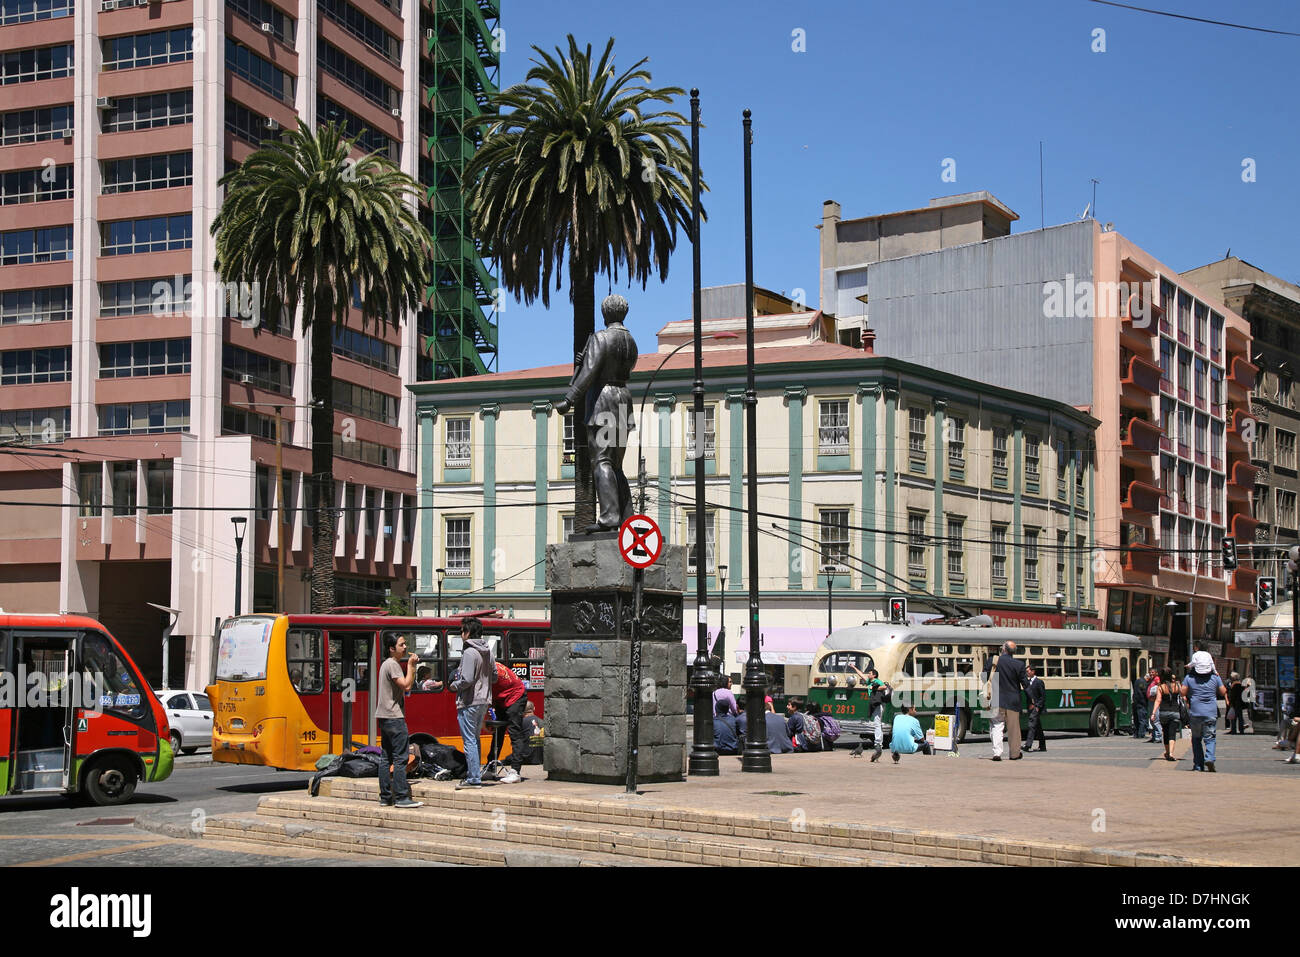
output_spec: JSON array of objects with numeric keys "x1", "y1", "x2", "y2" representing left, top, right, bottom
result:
[{"x1": 492, "y1": 661, "x2": 528, "y2": 782}]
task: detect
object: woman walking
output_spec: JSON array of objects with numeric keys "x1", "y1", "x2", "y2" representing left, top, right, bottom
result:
[
  {"x1": 1151, "y1": 667, "x2": 1182, "y2": 763},
  {"x1": 1226, "y1": 672, "x2": 1246, "y2": 735}
]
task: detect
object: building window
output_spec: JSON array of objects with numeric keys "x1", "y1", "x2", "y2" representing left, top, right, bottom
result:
[
  {"x1": 685, "y1": 405, "x2": 716, "y2": 462},
  {"x1": 947, "y1": 417, "x2": 965, "y2": 466},
  {"x1": 102, "y1": 90, "x2": 193, "y2": 133},
  {"x1": 1, "y1": 406, "x2": 69, "y2": 444},
  {"x1": 332, "y1": 379, "x2": 397, "y2": 425},
  {"x1": 0, "y1": 43, "x2": 73, "y2": 83},
  {"x1": 1075, "y1": 535, "x2": 1086, "y2": 606},
  {"x1": 1278, "y1": 430, "x2": 1297, "y2": 471},
  {"x1": 146, "y1": 461, "x2": 173, "y2": 515},
  {"x1": 99, "y1": 339, "x2": 191, "y2": 378},
  {"x1": 103, "y1": 29, "x2": 192, "y2": 70},
  {"x1": 992, "y1": 427, "x2": 1008, "y2": 476},
  {"x1": 225, "y1": 39, "x2": 295, "y2": 103},
  {"x1": 318, "y1": 0, "x2": 397, "y2": 62},
  {"x1": 907, "y1": 512, "x2": 927, "y2": 576},
  {"x1": 991, "y1": 524, "x2": 1007, "y2": 583},
  {"x1": 110, "y1": 462, "x2": 137, "y2": 516},
  {"x1": 1, "y1": 0, "x2": 73, "y2": 26},
  {"x1": 333, "y1": 326, "x2": 399, "y2": 374},
  {"x1": 1055, "y1": 434, "x2": 1068, "y2": 498},
  {"x1": 687, "y1": 510, "x2": 716, "y2": 575},
  {"x1": 1025, "y1": 433, "x2": 1040, "y2": 478},
  {"x1": 947, "y1": 516, "x2": 964, "y2": 579},
  {"x1": 445, "y1": 418, "x2": 471, "y2": 468},
  {"x1": 228, "y1": 0, "x2": 296, "y2": 46},
  {"x1": 1, "y1": 103, "x2": 74, "y2": 144},
  {"x1": 100, "y1": 277, "x2": 192, "y2": 318},
  {"x1": 77, "y1": 463, "x2": 102, "y2": 517},
  {"x1": 97, "y1": 401, "x2": 189, "y2": 435},
  {"x1": 444, "y1": 517, "x2": 471, "y2": 578},
  {"x1": 223, "y1": 344, "x2": 292, "y2": 394},
  {"x1": 1, "y1": 346, "x2": 71, "y2": 385},
  {"x1": 225, "y1": 98, "x2": 274, "y2": 146},
  {"x1": 561, "y1": 412, "x2": 575, "y2": 467},
  {"x1": 332, "y1": 434, "x2": 398, "y2": 469},
  {"x1": 1, "y1": 226, "x2": 73, "y2": 264},
  {"x1": 1278, "y1": 490, "x2": 1297, "y2": 530},
  {"x1": 100, "y1": 214, "x2": 192, "y2": 256},
  {"x1": 819, "y1": 509, "x2": 849, "y2": 571},
  {"x1": 319, "y1": 40, "x2": 397, "y2": 110},
  {"x1": 908, "y1": 407, "x2": 926, "y2": 469},
  {"x1": 1056, "y1": 531, "x2": 1067, "y2": 595},
  {"x1": 0, "y1": 164, "x2": 72, "y2": 204},
  {"x1": 317, "y1": 95, "x2": 398, "y2": 162},
  {"x1": 223, "y1": 406, "x2": 289, "y2": 443},
  {"x1": 1024, "y1": 528, "x2": 1040, "y2": 586},
  {"x1": 561, "y1": 514, "x2": 574, "y2": 542},
  {"x1": 818, "y1": 400, "x2": 849, "y2": 455},
  {"x1": 101, "y1": 152, "x2": 192, "y2": 194}
]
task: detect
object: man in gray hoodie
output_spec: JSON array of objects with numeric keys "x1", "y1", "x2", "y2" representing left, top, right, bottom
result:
[{"x1": 451, "y1": 617, "x2": 495, "y2": 788}]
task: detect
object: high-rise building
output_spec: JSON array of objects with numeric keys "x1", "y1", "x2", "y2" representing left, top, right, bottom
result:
[
  {"x1": 0, "y1": 0, "x2": 501, "y2": 686},
  {"x1": 820, "y1": 194, "x2": 1257, "y2": 671}
]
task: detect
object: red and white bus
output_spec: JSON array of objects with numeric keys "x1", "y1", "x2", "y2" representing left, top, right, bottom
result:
[
  {"x1": 1, "y1": 613, "x2": 174, "y2": 805},
  {"x1": 208, "y1": 610, "x2": 548, "y2": 771}
]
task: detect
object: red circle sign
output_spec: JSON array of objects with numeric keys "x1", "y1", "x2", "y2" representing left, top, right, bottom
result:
[{"x1": 619, "y1": 515, "x2": 663, "y2": 569}]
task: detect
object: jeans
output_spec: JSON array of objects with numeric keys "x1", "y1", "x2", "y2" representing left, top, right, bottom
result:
[
  {"x1": 500, "y1": 698, "x2": 529, "y2": 771},
  {"x1": 990, "y1": 708, "x2": 1022, "y2": 758},
  {"x1": 1133, "y1": 703, "x2": 1148, "y2": 738},
  {"x1": 1229, "y1": 708, "x2": 1245, "y2": 734},
  {"x1": 458, "y1": 703, "x2": 488, "y2": 783},
  {"x1": 1189, "y1": 714, "x2": 1218, "y2": 768},
  {"x1": 1151, "y1": 709, "x2": 1162, "y2": 742},
  {"x1": 378, "y1": 717, "x2": 410, "y2": 803},
  {"x1": 870, "y1": 705, "x2": 884, "y2": 751}
]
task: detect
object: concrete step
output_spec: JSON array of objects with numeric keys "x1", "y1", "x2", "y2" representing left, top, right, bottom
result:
[
  {"x1": 252, "y1": 793, "x2": 931, "y2": 866},
  {"x1": 202, "y1": 810, "x2": 648, "y2": 867}
]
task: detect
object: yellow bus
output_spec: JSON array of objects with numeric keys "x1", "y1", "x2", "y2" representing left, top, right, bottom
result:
[{"x1": 806, "y1": 623, "x2": 1141, "y2": 744}]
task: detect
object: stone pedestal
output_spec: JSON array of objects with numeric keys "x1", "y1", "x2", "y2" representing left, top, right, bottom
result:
[{"x1": 544, "y1": 536, "x2": 688, "y2": 784}]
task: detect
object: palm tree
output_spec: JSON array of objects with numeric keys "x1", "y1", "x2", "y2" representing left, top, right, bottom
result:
[
  {"x1": 465, "y1": 35, "x2": 700, "y2": 531},
  {"x1": 212, "y1": 121, "x2": 430, "y2": 612}
]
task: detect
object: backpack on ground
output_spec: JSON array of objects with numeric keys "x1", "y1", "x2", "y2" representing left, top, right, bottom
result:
[
  {"x1": 818, "y1": 713, "x2": 842, "y2": 743},
  {"x1": 801, "y1": 712, "x2": 823, "y2": 750}
]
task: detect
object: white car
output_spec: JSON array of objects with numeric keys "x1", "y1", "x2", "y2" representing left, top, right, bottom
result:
[{"x1": 154, "y1": 689, "x2": 213, "y2": 755}]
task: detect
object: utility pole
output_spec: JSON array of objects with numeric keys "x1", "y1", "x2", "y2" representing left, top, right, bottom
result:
[{"x1": 275, "y1": 406, "x2": 286, "y2": 612}]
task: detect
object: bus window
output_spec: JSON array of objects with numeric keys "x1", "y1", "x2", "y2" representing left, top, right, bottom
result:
[
  {"x1": 900, "y1": 650, "x2": 919, "y2": 678},
  {"x1": 1029, "y1": 647, "x2": 1043, "y2": 656},
  {"x1": 934, "y1": 657, "x2": 953, "y2": 674},
  {"x1": 1064, "y1": 658, "x2": 1080, "y2": 677},
  {"x1": 286, "y1": 629, "x2": 324, "y2": 694},
  {"x1": 1047, "y1": 646, "x2": 1061, "y2": 656},
  {"x1": 328, "y1": 637, "x2": 343, "y2": 691},
  {"x1": 1120, "y1": 657, "x2": 1129, "y2": 679},
  {"x1": 80, "y1": 631, "x2": 147, "y2": 721},
  {"x1": 1064, "y1": 647, "x2": 1078, "y2": 656},
  {"x1": 916, "y1": 645, "x2": 933, "y2": 656},
  {"x1": 819, "y1": 652, "x2": 873, "y2": 674},
  {"x1": 384, "y1": 631, "x2": 443, "y2": 689},
  {"x1": 352, "y1": 637, "x2": 371, "y2": 688},
  {"x1": 1028, "y1": 659, "x2": 1045, "y2": 675},
  {"x1": 447, "y1": 631, "x2": 502, "y2": 676},
  {"x1": 508, "y1": 630, "x2": 544, "y2": 663},
  {"x1": 956, "y1": 657, "x2": 975, "y2": 675},
  {"x1": 1095, "y1": 659, "x2": 1112, "y2": 677},
  {"x1": 958, "y1": 645, "x2": 972, "y2": 655},
  {"x1": 1045, "y1": 659, "x2": 1064, "y2": 678}
]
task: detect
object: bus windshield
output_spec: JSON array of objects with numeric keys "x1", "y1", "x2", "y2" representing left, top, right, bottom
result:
[
  {"x1": 819, "y1": 652, "x2": 873, "y2": 674},
  {"x1": 217, "y1": 616, "x2": 275, "y2": 681}
]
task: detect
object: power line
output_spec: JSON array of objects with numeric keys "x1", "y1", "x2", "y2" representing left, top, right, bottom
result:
[{"x1": 1085, "y1": 0, "x2": 1300, "y2": 37}]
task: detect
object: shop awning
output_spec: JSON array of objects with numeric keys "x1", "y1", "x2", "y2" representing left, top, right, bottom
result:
[{"x1": 681, "y1": 625, "x2": 825, "y2": 666}]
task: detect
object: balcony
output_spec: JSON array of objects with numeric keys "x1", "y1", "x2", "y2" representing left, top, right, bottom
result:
[
  {"x1": 1122, "y1": 354, "x2": 1163, "y2": 394},
  {"x1": 1228, "y1": 356, "x2": 1259, "y2": 393},
  {"x1": 1227, "y1": 409, "x2": 1250, "y2": 449},
  {"x1": 1227, "y1": 460, "x2": 1260, "y2": 501},
  {"x1": 1123, "y1": 542, "x2": 1160, "y2": 576},
  {"x1": 1231, "y1": 513, "x2": 1261, "y2": 543},
  {"x1": 1231, "y1": 565, "x2": 1260, "y2": 595},
  {"x1": 1122, "y1": 479, "x2": 1163, "y2": 513},
  {"x1": 1121, "y1": 417, "x2": 1162, "y2": 455}
]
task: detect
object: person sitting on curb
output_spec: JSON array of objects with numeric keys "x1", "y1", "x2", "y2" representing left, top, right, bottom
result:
[
  {"x1": 888, "y1": 702, "x2": 931, "y2": 763},
  {"x1": 713, "y1": 699, "x2": 741, "y2": 755}
]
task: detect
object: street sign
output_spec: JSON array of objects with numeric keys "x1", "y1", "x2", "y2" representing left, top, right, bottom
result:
[{"x1": 619, "y1": 514, "x2": 662, "y2": 569}]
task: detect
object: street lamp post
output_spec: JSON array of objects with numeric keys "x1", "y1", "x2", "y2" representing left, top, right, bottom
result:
[
  {"x1": 823, "y1": 564, "x2": 836, "y2": 638},
  {"x1": 716, "y1": 563, "x2": 727, "y2": 669},
  {"x1": 740, "y1": 107, "x2": 770, "y2": 773},
  {"x1": 231, "y1": 516, "x2": 247, "y2": 616},
  {"x1": 436, "y1": 567, "x2": 446, "y2": 617}
]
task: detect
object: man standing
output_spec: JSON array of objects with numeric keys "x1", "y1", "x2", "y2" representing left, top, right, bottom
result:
[
  {"x1": 1024, "y1": 663, "x2": 1047, "y2": 752},
  {"x1": 982, "y1": 641, "x2": 1029, "y2": 761},
  {"x1": 376, "y1": 634, "x2": 423, "y2": 808},
  {"x1": 451, "y1": 618, "x2": 495, "y2": 789},
  {"x1": 850, "y1": 665, "x2": 890, "y2": 761},
  {"x1": 1131, "y1": 669, "x2": 1149, "y2": 739}
]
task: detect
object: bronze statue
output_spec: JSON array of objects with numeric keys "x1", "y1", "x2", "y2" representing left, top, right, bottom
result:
[{"x1": 555, "y1": 295, "x2": 639, "y2": 533}]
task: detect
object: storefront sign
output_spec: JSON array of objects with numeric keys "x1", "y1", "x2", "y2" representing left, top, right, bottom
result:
[
  {"x1": 1235, "y1": 630, "x2": 1270, "y2": 647},
  {"x1": 1274, "y1": 629, "x2": 1295, "y2": 648},
  {"x1": 1139, "y1": 634, "x2": 1170, "y2": 653}
]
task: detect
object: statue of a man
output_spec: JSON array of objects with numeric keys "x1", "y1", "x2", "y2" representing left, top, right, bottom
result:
[{"x1": 555, "y1": 294, "x2": 639, "y2": 533}]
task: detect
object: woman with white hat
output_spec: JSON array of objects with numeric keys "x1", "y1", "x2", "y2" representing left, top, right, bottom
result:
[{"x1": 1182, "y1": 651, "x2": 1228, "y2": 772}]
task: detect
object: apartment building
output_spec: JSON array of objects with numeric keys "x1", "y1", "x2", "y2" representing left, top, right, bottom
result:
[
  {"x1": 0, "y1": 0, "x2": 500, "y2": 685},
  {"x1": 408, "y1": 311, "x2": 1099, "y2": 698},
  {"x1": 820, "y1": 193, "x2": 1257, "y2": 670}
]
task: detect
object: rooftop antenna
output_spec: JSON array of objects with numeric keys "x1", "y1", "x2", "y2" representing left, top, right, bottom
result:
[{"x1": 1090, "y1": 177, "x2": 1100, "y2": 222}]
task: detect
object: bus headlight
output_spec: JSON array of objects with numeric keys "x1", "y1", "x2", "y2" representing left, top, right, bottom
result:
[
  {"x1": 846, "y1": 676, "x2": 857, "y2": 688},
  {"x1": 231, "y1": 718, "x2": 245, "y2": 730},
  {"x1": 827, "y1": 675, "x2": 838, "y2": 688}
]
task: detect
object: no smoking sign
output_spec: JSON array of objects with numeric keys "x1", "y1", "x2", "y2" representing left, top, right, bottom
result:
[{"x1": 619, "y1": 514, "x2": 662, "y2": 570}]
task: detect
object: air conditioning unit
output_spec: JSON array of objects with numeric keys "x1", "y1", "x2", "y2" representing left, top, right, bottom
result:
[
  {"x1": 240, "y1": 375, "x2": 253, "y2": 385},
  {"x1": 101, "y1": 0, "x2": 118, "y2": 9},
  {"x1": 260, "y1": 21, "x2": 272, "y2": 32},
  {"x1": 264, "y1": 117, "x2": 279, "y2": 130},
  {"x1": 135, "y1": 0, "x2": 149, "y2": 7},
  {"x1": 96, "y1": 97, "x2": 111, "y2": 109},
  {"x1": 60, "y1": 129, "x2": 73, "y2": 140},
  {"x1": 390, "y1": 107, "x2": 400, "y2": 118}
]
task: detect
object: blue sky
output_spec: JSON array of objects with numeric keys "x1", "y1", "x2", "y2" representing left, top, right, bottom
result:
[{"x1": 489, "y1": 0, "x2": 1299, "y2": 371}]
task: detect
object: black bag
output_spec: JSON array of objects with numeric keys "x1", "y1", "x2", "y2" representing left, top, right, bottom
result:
[{"x1": 419, "y1": 741, "x2": 467, "y2": 777}]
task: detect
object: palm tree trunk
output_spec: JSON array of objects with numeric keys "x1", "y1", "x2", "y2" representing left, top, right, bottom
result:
[
  {"x1": 310, "y1": 316, "x2": 336, "y2": 612},
  {"x1": 571, "y1": 256, "x2": 596, "y2": 531}
]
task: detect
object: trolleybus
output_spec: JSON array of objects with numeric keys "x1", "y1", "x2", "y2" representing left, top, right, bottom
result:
[
  {"x1": 1, "y1": 613, "x2": 174, "y2": 805},
  {"x1": 208, "y1": 610, "x2": 549, "y2": 771},
  {"x1": 806, "y1": 622, "x2": 1140, "y2": 744}
]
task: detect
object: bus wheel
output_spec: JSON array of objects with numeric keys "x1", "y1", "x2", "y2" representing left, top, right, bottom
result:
[
  {"x1": 958, "y1": 710, "x2": 971, "y2": 743},
  {"x1": 1088, "y1": 702, "x2": 1111, "y2": 738},
  {"x1": 83, "y1": 757, "x2": 138, "y2": 806}
]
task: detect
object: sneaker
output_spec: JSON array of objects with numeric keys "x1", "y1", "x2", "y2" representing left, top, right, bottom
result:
[
  {"x1": 1205, "y1": 762, "x2": 1216, "y2": 772},
  {"x1": 870, "y1": 749, "x2": 882, "y2": 763},
  {"x1": 991, "y1": 755, "x2": 1002, "y2": 762},
  {"x1": 455, "y1": 779, "x2": 482, "y2": 789},
  {"x1": 394, "y1": 798, "x2": 424, "y2": 809},
  {"x1": 498, "y1": 769, "x2": 521, "y2": 784},
  {"x1": 1286, "y1": 755, "x2": 1300, "y2": 764},
  {"x1": 379, "y1": 798, "x2": 394, "y2": 807},
  {"x1": 891, "y1": 752, "x2": 900, "y2": 763},
  {"x1": 433, "y1": 768, "x2": 454, "y2": 781}
]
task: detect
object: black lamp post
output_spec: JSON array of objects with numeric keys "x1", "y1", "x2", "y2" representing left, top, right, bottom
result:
[
  {"x1": 436, "y1": 567, "x2": 446, "y2": 617},
  {"x1": 823, "y1": 564, "x2": 835, "y2": 638},
  {"x1": 231, "y1": 516, "x2": 247, "y2": 616},
  {"x1": 716, "y1": 563, "x2": 727, "y2": 668},
  {"x1": 740, "y1": 107, "x2": 770, "y2": 773}
]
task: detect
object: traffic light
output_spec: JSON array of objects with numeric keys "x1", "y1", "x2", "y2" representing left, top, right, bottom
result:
[
  {"x1": 1257, "y1": 576, "x2": 1276, "y2": 613},
  {"x1": 889, "y1": 597, "x2": 907, "y2": 624},
  {"x1": 1222, "y1": 537, "x2": 1237, "y2": 571}
]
